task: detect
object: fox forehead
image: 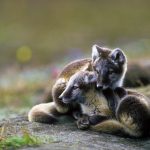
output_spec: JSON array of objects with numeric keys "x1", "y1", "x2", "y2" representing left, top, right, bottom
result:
[
  {"x1": 69, "y1": 71, "x2": 95, "y2": 87},
  {"x1": 93, "y1": 58, "x2": 117, "y2": 72},
  {"x1": 69, "y1": 72, "x2": 85, "y2": 86}
]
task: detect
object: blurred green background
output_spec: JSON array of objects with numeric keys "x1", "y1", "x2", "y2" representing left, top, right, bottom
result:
[
  {"x1": 0, "y1": 0, "x2": 150, "y2": 119},
  {"x1": 0, "y1": 0, "x2": 150, "y2": 68}
]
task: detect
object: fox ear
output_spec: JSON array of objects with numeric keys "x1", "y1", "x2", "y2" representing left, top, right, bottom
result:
[
  {"x1": 92, "y1": 45, "x2": 104, "y2": 63},
  {"x1": 84, "y1": 72, "x2": 97, "y2": 84},
  {"x1": 111, "y1": 48, "x2": 126, "y2": 64}
]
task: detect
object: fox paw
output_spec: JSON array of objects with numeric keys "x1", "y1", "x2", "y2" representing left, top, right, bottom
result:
[{"x1": 76, "y1": 115, "x2": 90, "y2": 130}]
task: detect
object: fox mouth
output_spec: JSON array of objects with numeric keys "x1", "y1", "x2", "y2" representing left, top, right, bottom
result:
[
  {"x1": 102, "y1": 85, "x2": 109, "y2": 90},
  {"x1": 62, "y1": 98, "x2": 71, "y2": 104},
  {"x1": 96, "y1": 84, "x2": 109, "y2": 90}
]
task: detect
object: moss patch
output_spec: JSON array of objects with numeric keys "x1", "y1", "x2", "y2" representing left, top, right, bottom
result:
[{"x1": 0, "y1": 128, "x2": 55, "y2": 150}]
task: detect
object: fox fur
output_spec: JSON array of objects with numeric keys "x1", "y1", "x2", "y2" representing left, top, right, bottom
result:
[
  {"x1": 60, "y1": 71, "x2": 150, "y2": 138},
  {"x1": 28, "y1": 45, "x2": 127, "y2": 124}
]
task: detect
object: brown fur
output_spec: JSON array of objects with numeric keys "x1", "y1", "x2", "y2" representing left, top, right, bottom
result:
[
  {"x1": 28, "y1": 59, "x2": 94, "y2": 123},
  {"x1": 28, "y1": 102, "x2": 59, "y2": 123},
  {"x1": 90, "y1": 88, "x2": 150, "y2": 138},
  {"x1": 28, "y1": 45, "x2": 127, "y2": 124},
  {"x1": 60, "y1": 71, "x2": 150, "y2": 137},
  {"x1": 52, "y1": 59, "x2": 93, "y2": 114}
]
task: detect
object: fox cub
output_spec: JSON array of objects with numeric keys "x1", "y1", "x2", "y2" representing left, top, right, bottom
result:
[
  {"x1": 60, "y1": 71, "x2": 150, "y2": 138},
  {"x1": 28, "y1": 45, "x2": 127, "y2": 124}
]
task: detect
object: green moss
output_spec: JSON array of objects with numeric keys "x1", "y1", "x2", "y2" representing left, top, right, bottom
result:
[
  {"x1": 0, "y1": 133, "x2": 40, "y2": 150},
  {"x1": 0, "y1": 131, "x2": 55, "y2": 150}
]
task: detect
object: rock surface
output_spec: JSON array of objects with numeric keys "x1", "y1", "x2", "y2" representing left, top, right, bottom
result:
[{"x1": 0, "y1": 115, "x2": 150, "y2": 150}]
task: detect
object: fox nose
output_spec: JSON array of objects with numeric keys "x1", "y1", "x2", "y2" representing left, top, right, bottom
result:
[{"x1": 97, "y1": 83, "x2": 103, "y2": 88}]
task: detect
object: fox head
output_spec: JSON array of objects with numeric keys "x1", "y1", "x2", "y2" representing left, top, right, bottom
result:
[
  {"x1": 59, "y1": 71, "x2": 97, "y2": 104},
  {"x1": 92, "y1": 45, "x2": 127, "y2": 89}
]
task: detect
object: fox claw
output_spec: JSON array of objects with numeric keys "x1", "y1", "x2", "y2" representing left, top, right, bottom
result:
[{"x1": 76, "y1": 115, "x2": 90, "y2": 130}]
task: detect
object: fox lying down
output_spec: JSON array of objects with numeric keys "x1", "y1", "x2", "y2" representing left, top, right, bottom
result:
[
  {"x1": 60, "y1": 71, "x2": 150, "y2": 138},
  {"x1": 28, "y1": 45, "x2": 127, "y2": 123}
]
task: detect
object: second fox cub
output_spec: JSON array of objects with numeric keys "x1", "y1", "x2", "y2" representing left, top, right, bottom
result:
[
  {"x1": 60, "y1": 71, "x2": 150, "y2": 137},
  {"x1": 28, "y1": 45, "x2": 127, "y2": 124}
]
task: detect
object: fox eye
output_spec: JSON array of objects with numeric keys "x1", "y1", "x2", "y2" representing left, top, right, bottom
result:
[
  {"x1": 109, "y1": 69, "x2": 114, "y2": 74},
  {"x1": 73, "y1": 84, "x2": 79, "y2": 90}
]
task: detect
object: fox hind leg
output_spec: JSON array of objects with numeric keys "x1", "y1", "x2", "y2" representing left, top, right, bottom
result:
[
  {"x1": 90, "y1": 119, "x2": 126, "y2": 136},
  {"x1": 28, "y1": 102, "x2": 60, "y2": 124}
]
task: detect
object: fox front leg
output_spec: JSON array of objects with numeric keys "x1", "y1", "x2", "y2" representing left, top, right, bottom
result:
[
  {"x1": 76, "y1": 114, "x2": 90, "y2": 130},
  {"x1": 76, "y1": 114, "x2": 109, "y2": 130}
]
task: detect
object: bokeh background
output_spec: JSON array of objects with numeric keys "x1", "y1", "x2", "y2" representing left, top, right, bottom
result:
[{"x1": 0, "y1": 0, "x2": 150, "y2": 120}]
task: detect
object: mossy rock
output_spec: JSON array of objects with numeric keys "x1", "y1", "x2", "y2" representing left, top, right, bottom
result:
[{"x1": 0, "y1": 115, "x2": 150, "y2": 150}]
